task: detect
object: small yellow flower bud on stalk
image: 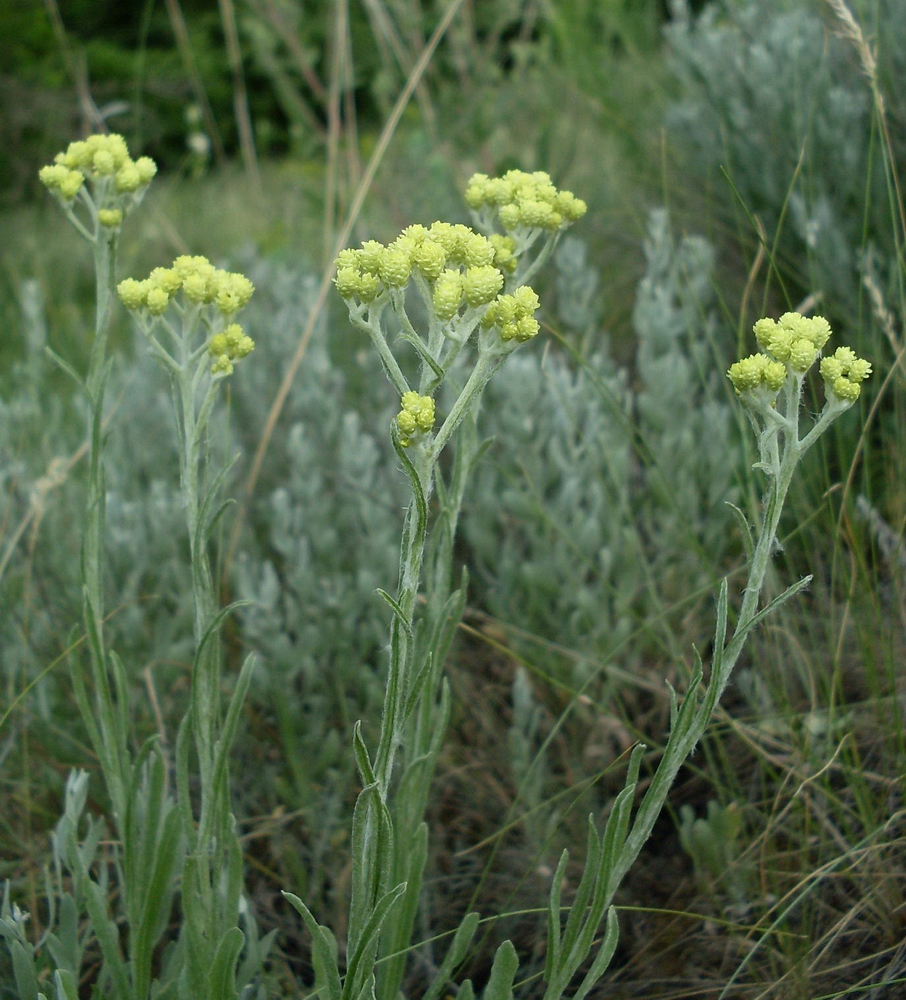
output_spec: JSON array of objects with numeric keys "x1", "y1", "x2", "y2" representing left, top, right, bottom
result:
[
  {"x1": 482, "y1": 285, "x2": 541, "y2": 344},
  {"x1": 819, "y1": 346, "x2": 872, "y2": 403},
  {"x1": 150, "y1": 267, "x2": 182, "y2": 295},
  {"x1": 378, "y1": 249, "x2": 412, "y2": 288},
  {"x1": 40, "y1": 133, "x2": 157, "y2": 235},
  {"x1": 117, "y1": 278, "x2": 148, "y2": 310},
  {"x1": 335, "y1": 267, "x2": 362, "y2": 300},
  {"x1": 358, "y1": 240, "x2": 386, "y2": 275},
  {"x1": 396, "y1": 391, "x2": 436, "y2": 447},
  {"x1": 135, "y1": 157, "x2": 157, "y2": 185},
  {"x1": 59, "y1": 170, "x2": 85, "y2": 201},
  {"x1": 97, "y1": 208, "x2": 123, "y2": 228},
  {"x1": 92, "y1": 150, "x2": 116, "y2": 176},
  {"x1": 412, "y1": 241, "x2": 446, "y2": 281},
  {"x1": 462, "y1": 266, "x2": 504, "y2": 308},
  {"x1": 114, "y1": 163, "x2": 141, "y2": 193},
  {"x1": 489, "y1": 234, "x2": 517, "y2": 273},
  {"x1": 146, "y1": 287, "x2": 170, "y2": 315},
  {"x1": 433, "y1": 271, "x2": 464, "y2": 321},
  {"x1": 788, "y1": 339, "x2": 819, "y2": 372},
  {"x1": 215, "y1": 272, "x2": 256, "y2": 314},
  {"x1": 356, "y1": 272, "x2": 382, "y2": 303},
  {"x1": 461, "y1": 233, "x2": 496, "y2": 268}
]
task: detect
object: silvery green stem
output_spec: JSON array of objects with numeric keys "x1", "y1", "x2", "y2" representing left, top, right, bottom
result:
[
  {"x1": 373, "y1": 442, "x2": 433, "y2": 793},
  {"x1": 542, "y1": 371, "x2": 823, "y2": 1000},
  {"x1": 430, "y1": 349, "x2": 503, "y2": 459},
  {"x1": 76, "y1": 232, "x2": 130, "y2": 827},
  {"x1": 515, "y1": 231, "x2": 561, "y2": 289}
]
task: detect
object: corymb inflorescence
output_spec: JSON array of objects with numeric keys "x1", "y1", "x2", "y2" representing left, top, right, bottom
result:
[
  {"x1": 333, "y1": 170, "x2": 586, "y2": 452},
  {"x1": 728, "y1": 311, "x2": 871, "y2": 407},
  {"x1": 118, "y1": 256, "x2": 255, "y2": 376},
  {"x1": 39, "y1": 134, "x2": 157, "y2": 235},
  {"x1": 464, "y1": 169, "x2": 587, "y2": 234}
]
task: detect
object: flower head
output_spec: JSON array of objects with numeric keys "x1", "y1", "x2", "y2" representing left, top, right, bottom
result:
[
  {"x1": 465, "y1": 169, "x2": 587, "y2": 233},
  {"x1": 481, "y1": 285, "x2": 541, "y2": 344},
  {"x1": 819, "y1": 346, "x2": 872, "y2": 403},
  {"x1": 753, "y1": 312, "x2": 832, "y2": 370},
  {"x1": 118, "y1": 256, "x2": 256, "y2": 376},
  {"x1": 731, "y1": 313, "x2": 870, "y2": 408},
  {"x1": 396, "y1": 391, "x2": 436, "y2": 447},
  {"x1": 40, "y1": 133, "x2": 156, "y2": 232},
  {"x1": 333, "y1": 223, "x2": 506, "y2": 323}
]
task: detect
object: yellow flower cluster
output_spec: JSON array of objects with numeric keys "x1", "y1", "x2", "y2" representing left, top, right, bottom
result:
[
  {"x1": 480, "y1": 286, "x2": 541, "y2": 343},
  {"x1": 728, "y1": 312, "x2": 871, "y2": 404},
  {"x1": 464, "y1": 169, "x2": 587, "y2": 232},
  {"x1": 753, "y1": 312, "x2": 832, "y2": 373},
  {"x1": 396, "y1": 391, "x2": 436, "y2": 447},
  {"x1": 118, "y1": 256, "x2": 254, "y2": 316},
  {"x1": 118, "y1": 256, "x2": 255, "y2": 376},
  {"x1": 208, "y1": 323, "x2": 256, "y2": 376},
  {"x1": 819, "y1": 347, "x2": 872, "y2": 402},
  {"x1": 39, "y1": 134, "x2": 157, "y2": 218},
  {"x1": 334, "y1": 222, "x2": 516, "y2": 309},
  {"x1": 726, "y1": 353, "x2": 788, "y2": 395}
]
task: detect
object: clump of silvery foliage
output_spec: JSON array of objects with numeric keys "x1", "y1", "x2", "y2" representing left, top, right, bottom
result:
[
  {"x1": 463, "y1": 212, "x2": 740, "y2": 682},
  {"x1": 665, "y1": 0, "x2": 904, "y2": 339},
  {"x1": 229, "y1": 255, "x2": 403, "y2": 819}
]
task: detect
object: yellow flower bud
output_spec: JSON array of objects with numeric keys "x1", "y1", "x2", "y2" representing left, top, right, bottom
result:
[
  {"x1": 412, "y1": 240, "x2": 446, "y2": 280},
  {"x1": 106, "y1": 134, "x2": 130, "y2": 168},
  {"x1": 397, "y1": 391, "x2": 435, "y2": 444},
  {"x1": 209, "y1": 333, "x2": 229, "y2": 356},
  {"x1": 59, "y1": 141, "x2": 86, "y2": 168},
  {"x1": 433, "y1": 270, "x2": 463, "y2": 320},
  {"x1": 92, "y1": 150, "x2": 116, "y2": 175},
  {"x1": 357, "y1": 272, "x2": 382, "y2": 303},
  {"x1": 98, "y1": 208, "x2": 123, "y2": 228},
  {"x1": 763, "y1": 360, "x2": 788, "y2": 391},
  {"x1": 461, "y1": 233, "x2": 496, "y2": 268},
  {"x1": 358, "y1": 240, "x2": 385, "y2": 275},
  {"x1": 59, "y1": 170, "x2": 85, "y2": 200},
  {"x1": 514, "y1": 315, "x2": 540, "y2": 341},
  {"x1": 499, "y1": 204, "x2": 521, "y2": 231},
  {"x1": 832, "y1": 376, "x2": 861, "y2": 402},
  {"x1": 39, "y1": 164, "x2": 69, "y2": 189},
  {"x1": 819, "y1": 357, "x2": 844, "y2": 382},
  {"x1": 235, "y1": 334, "x2": 255, "y2": 358},
  {"x1": 115, "y1": 163, "x2": 141, "y2": 193},
  {"x1": 117, "y1": 278, "x2": 148, "y2": 310},
  {"x1": 146, "y1": 287, "x2": 170, "y2": 315},
  {"x1": 149, "y1": 267, "x2": 182, "y2": 294},
  {"x1": 135, "y1": 157, "x2": 157, "y2": 184},
  {"x1": 378, "y1": 248, "x2": 411, "y2": 288},
  {"x1": 462, "y1": 265, "x2": 503, "y2": 308},
  {"x1": 215, "y1": 272, "x2": 255, "y2": 314},
  {"x1": 335, "y1": 267, "x2": 362, "y2": 299},
  {"x1": 788, "y1": 338, "x2": 818, "y2": 372},
  {"x1": 182, "y1": 273, "x2": 209, "y2": 303}
]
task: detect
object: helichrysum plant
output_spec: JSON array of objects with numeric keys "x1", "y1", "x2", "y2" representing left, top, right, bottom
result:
[
  {"x1": 0, "y1": 135, "x2": 268, "y2": 1000},
  {"x1": 283, "y1": 169, "x2": 590, "y2": 1000},
  {"x1": 287, "y1": 156, "x2": 871, "y2": 999}
]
